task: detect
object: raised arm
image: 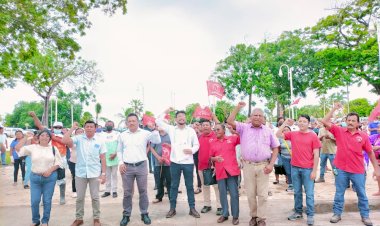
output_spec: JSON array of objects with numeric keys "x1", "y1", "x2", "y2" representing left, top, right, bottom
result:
[
  {"x1": 62, "y1": 122, "x2": 78, "y2": 148},
  {"x1": 322, "y1": 102, "x2": 342, "y2": 129},
  {"x1": 276, "y1": 118, "x2": 291, "y2": 139},
  {"x1": 156, "y1": 107, "x2": 174, "y2": 133},
  {"x1": 28, "y1": 111, "x2": 45, "y2": 130},
  {"x1": 227, "y1": 102, "x2": 246, "y2": 130}
]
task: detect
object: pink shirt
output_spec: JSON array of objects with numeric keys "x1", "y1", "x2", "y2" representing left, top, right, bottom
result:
[{"x1": 236, "y1": 122, "x2": 280, "y2": 162}]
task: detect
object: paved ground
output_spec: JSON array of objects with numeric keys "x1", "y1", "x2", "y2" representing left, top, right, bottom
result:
[{"x1": 0, "y1": 156, "x2": 379, "y2": 226}]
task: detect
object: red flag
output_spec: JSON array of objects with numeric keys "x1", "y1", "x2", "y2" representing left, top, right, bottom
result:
[
  {"x1": 207, "y1": 81, "x2": 225, "y2": 99},
  {"x1": 161, "y1": 143, "x2": 171, "y2": 165},
  {"x1": 193, "y1": 106, "x2": 212, "y2": 120},
  {"x1": 291, "y1": 98, "x2": 301, "y2": 105},
  {"x1": 164, "y1": 114, "x2": 171, "y2": 121},
  {"x1": 368, "y1": 99, "x2": 380, "y2": 122},
  {"x1": 142, "y1": 114, "x2": 156, "y2": 126}
]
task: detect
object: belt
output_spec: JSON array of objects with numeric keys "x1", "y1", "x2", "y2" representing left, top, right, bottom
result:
[
  {"x1": 242, "y1": 159, "x2": 269, "y2": 165},
  {"x1": 124, "y1": 160, "x2": 145, "y2": 167}
]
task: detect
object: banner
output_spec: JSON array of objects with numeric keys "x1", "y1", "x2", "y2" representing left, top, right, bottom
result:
[
  {"x1": 368, "y1": 99, "x2": 380, "y2": 122},
  {"x1": 142, "y1": 114, "x2": 156, "y2": 126},
  {"x1": 291, "y1": 97, "x2": 301, "y2": 105},
  {"x1": 193, "y1": 106, "x2": 212, "y2": 120},
  {"x1": 207, "y1": 81, "x2": 225, "y2": 99},
  {"x1": 161, "y1": 143, "x2": 171, "y2": 165}
]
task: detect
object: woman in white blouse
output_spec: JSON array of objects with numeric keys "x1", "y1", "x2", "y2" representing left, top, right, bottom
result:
[{"x1": 16, "y1": 129, "x2": 63, "y2": 226}]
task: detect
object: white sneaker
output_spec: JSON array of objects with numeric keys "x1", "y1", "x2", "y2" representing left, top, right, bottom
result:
[{"x1": 71, "y1": 192, "x2": 77, "y2": 198}]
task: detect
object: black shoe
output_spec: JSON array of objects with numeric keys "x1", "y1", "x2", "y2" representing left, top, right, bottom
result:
[
  {"x1": 101, "y1": 192, "x2": 111, "y2": 198},
  {"x1": 113, "y1": 192, "x2": 118, "y2": 198},
  {"x1": 216, "y1": 208, "x2": 223, "y2": 216},
  {"x1": 24, "y1": 185, "x2": 30, "y2": 189},
  {"x1": 120, "y1": 215, "x2": 130, "y2": 226},
  {"x1": 189, "y1": 208, "x2": 200, "y2": 218},
  {"x1": 166, "y1": 209, "x2": 176, "y2": 218},
  {"x1": 201, "y1": 206, "x2": 212, "y2": 213},
  {"x1": 178, "y1": 190, "x2": 182, "y2": 194},
  {"x1": 141, "y1": 214, "x2": 151, "y2": 225}
]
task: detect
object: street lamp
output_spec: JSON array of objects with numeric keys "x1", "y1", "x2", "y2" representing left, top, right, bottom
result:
[{"x1": 279, "y1": 64, "x2": 294, "y2": 119}]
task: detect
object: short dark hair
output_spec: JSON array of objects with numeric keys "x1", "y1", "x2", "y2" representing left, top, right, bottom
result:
[
  {"x1": 84, "y1": 120, "x2": 97, "y2": 127},
  {"x1": 277, "y1": 117, "x2": 284, "y2": 123},
  {"x1": 127, "y1": 113, "x2": 139, "y2": 121},
  {"x1": 346, "y1": 112, "x2": 360, "y2": 122},
  {"x1": 298, "y1": 114, "x2": 310, "y2": 123},
  {"x1": 37, "y1": 129, "x2": 52, "y2": 141},
  {"x1": 200, "y1": 119, "x2": 211, "y2": 125},
  {"x1": 175, "y1": 110, "x2": 186, "y2": 118}
]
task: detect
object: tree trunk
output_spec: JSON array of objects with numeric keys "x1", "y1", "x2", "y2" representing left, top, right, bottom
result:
[
  {"x1": 248, "y1": 93, "x2": 252, "y2": 117},
  {"x1": 42, "y1": 96, "x2": 50, "y2": 126},
  {"x1": 373, "y1": 83, "x2": 380, "y2": 95}
]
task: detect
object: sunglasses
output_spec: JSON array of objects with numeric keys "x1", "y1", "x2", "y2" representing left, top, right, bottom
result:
[{"x1": 53, "y1": 127, "x2": 63, "y2": 129}]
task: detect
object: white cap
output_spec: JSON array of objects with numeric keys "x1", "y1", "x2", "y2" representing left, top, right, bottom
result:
[{"x1": 53, "y1": 122, "x2": 63, "y2": 127}]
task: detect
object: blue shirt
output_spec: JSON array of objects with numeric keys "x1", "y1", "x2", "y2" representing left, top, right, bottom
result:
[
  {"x1": 368, "y1": 121, "x2": 379, "y2": 135},
  {"x1": 72, "y1": 134, "x2": 107, "y2": 178},
  {"x1": 10, "y1": 139, "x2": 20, "y2": 160}
]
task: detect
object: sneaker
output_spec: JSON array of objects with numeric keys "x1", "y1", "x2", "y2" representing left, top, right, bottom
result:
[
  {"x1": 361, "y1": 217, "x2": 373, "y2": 226},
  {"x1": 307, "y1": 216, "x2": 314, "y2": 226},
  {"x1": 330, "y1": 214, "x2": 341, "y2": 223},
  {"x1": 71, "y1": 192, "x2": 77, "y2": 198},
  {"x1": 112, "y1": 192, "x2": 118, "y2": 198},
  {"x1": 24, "y1": 185, "x2": 30, "y2": 189},
  {"x1": 216, "y1": 208, "x2": 223, "y2": 216},
  {"x1": 101, "y1": 192, "x2": 110, "y2": 198},
  {"x1": 315, "y1": 178, "x2": 325, "y2": 183},
  {"x1": 288, "y1": 212, "x2": 303, "y2": 221},
  {"x1": 201, "y1": 206, "x2": 211, "y2": 213},
  {"x1": 141, "y1": 213, "x2": 151, "y2": 225},
  {"x1": 286, "y1": 186, "x2": 294, "y2": 193}
]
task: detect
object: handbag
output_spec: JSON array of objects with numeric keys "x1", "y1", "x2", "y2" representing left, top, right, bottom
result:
[
  {"x1": 203, "y1": 160, "x2": 217, "y2": 186},
  {"x1": 52, "y1": 146, "x2": 65, "y2": 180}
]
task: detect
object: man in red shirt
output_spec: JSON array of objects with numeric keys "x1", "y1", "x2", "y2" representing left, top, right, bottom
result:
[
  {"x1": 322, "y1": 102, "x2": 380, "y2": 226},
  {"x1": 198, "y1": 119, "x2": 222, "y2": 215},
  {"x1": 276, "y1": 115, "x2": 321, "y2": 226}
]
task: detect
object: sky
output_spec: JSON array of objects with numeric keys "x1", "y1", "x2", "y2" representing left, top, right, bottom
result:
[{"x1": 0, "y1": 0, "x2": 378, "y2": 126}]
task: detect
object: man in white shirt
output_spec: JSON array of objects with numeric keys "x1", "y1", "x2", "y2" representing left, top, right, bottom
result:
[
  {"x1": 118, "y1": 113, "x2": 161, "y2": 226},
  {"x1": 156, "y1": 108, "x2": 201, "y2": 219}
]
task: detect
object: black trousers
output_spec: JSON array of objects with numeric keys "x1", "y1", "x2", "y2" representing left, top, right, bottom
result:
[
  {"x1": 155, "y1": 166, "x2": 171, "y2": 200},
  {"x1": 14, "y1": 159, "x2": 25, "y2": 182},
  {"x1": 68, "y1": 161, "x2": 76, "y2": 192},
  {"x1": 193, "y1": 152, "x2": 201, "y2": 188}
]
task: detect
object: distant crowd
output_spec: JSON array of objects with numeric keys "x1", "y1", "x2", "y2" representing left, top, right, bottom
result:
[{"x1": 0, "y1": 102, "x2": 379, "y2": 226}]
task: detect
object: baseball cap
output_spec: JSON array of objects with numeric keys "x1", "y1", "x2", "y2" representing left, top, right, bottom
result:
[{"x1": 53, "y1": 122, "x2": 63, "y2": 127}]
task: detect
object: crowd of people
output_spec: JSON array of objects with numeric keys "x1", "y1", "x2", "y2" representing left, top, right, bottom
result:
[{"x1": 0, "y1": 101, "x2": 380, "y2": 226}]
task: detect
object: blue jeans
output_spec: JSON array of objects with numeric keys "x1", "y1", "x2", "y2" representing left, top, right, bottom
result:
[
  {"x1": 24, "y1": 156, "x2": 32, "y2": 186},
  {"x1": 291, "y1": 166, "x2": 314, "y2": 216},
  {"x1": 1, "y1": 152, "x2": 6, "y2": 165},
  {"x1": 319, "y1": 154, "x2": 336, "y2": 178},
  {"x1": 281, "y1": 156, "x2": 292, "y2": 185},
  {"x1": 30, "y1": 171, "x2": 57, "y2": 224},
  {"x1": 333, "y1": 168, "x2": 369, "y2": 217},
  {"x1": 170, "y1": 162, "x2": 195, "y2": 209},
  {"x1": 218, "y1": 175, "x2": 239, "y2": 218}
]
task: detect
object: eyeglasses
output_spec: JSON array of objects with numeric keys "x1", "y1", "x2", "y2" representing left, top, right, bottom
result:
[{"x1": 53, "y1": 127, "x2": 63, "y2": 129}]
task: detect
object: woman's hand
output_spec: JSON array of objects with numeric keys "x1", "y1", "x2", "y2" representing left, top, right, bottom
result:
[{"x1": 42, "y1": 168, "x2": 53, "y2": 177}]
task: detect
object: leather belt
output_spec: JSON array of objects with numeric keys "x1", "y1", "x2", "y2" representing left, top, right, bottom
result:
[
  {"x1": 242, "y1": 159, "x2": 269, "y2": 166},
  {"x1": 124, "y1": 160, "x2": 145, "y2": 167}
]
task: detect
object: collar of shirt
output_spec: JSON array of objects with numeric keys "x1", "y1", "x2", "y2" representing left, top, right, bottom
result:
[
  {"x1": 343, "y1": 128, "x2": 360, "y2": 135},
  {"x1": 250, "y1": 124, "x2": 264, "y2": 129}
]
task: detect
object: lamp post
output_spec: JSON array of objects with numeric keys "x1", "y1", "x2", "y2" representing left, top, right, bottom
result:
[{"x1": 279, "y1": 64, "x2": 294, "y2": 119}]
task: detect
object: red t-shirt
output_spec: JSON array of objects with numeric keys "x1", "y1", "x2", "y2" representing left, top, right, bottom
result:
[
  {"x1": 198, "y1": 132, "x2": 217, "y2": 170},
  {"x1": 329, "y1": 124, "x2": 372, "y2": 174},
  {"x1": 284, "y1": 131, "x2": 321, "y2": 168},
  {"x1": 210, "y1": 135, "x2": 240, "y2": 180}
]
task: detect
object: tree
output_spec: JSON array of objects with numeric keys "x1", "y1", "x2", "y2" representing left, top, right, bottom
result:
[
  {"x1": 80, "y1": 112, "x2": 94, "y2": 127},
  {"x1": 0, "y1": 0, "x2": 127, "y2": 88},
  {"x1": 129, "y1": 99, "x2": 144, "y2": 117},
  {"x1": 95, "y1": 103, "x2": 102, "y2": 123},
  {"x1": 345, "y1": 98, "x2": 373, "y2": 116},
  {"x1": 308, "y1": 0, "x2": 380, "y2": 94},
  {"x1": 17, "y1": 48, "x2": 102, "y2": 126},
  {"x1": 117, "y1": 107, "x2": 135, "y2": 119},
  {"x1": 4, "y1": 100, "x2": 82, "y2": 128}
]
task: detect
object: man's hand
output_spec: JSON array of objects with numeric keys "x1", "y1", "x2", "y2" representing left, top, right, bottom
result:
[
  {"x1": 263, "y1": 164, "x2": 273, "y2": 174},
  {"x1": 119, "y1": 164, "x2": 127, "y2": 174},
  {"x1": 215, "y1": 155, "x2": 224, "y2": 163},
  {"x1": 165, "y1": 107, "x2": 175, "y2": 114},
  {"x1": 237, "y1": 102, "x2": 246, "y2": 109},
  {"x1": 28, "y1": 111, "x2": 37, "y2": 118},
  {"x1": 109, "y1": 153, "x2": 117, "y2": 160},
  {"x1": 310, "y1": 170, "x2": 317, "y2": 180},
  {"x1": 99, "y1": 174, "x2": 106, "y2": 184},
  {"x1": 183, "y1": 149, "x2": 192, "y2": 155},
  {"x1": 156, "y1": 156, "x2": 164, "y2": 164},
  {"x1": 333, "y1": 102, "x2": 343, "y2": 110}
]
